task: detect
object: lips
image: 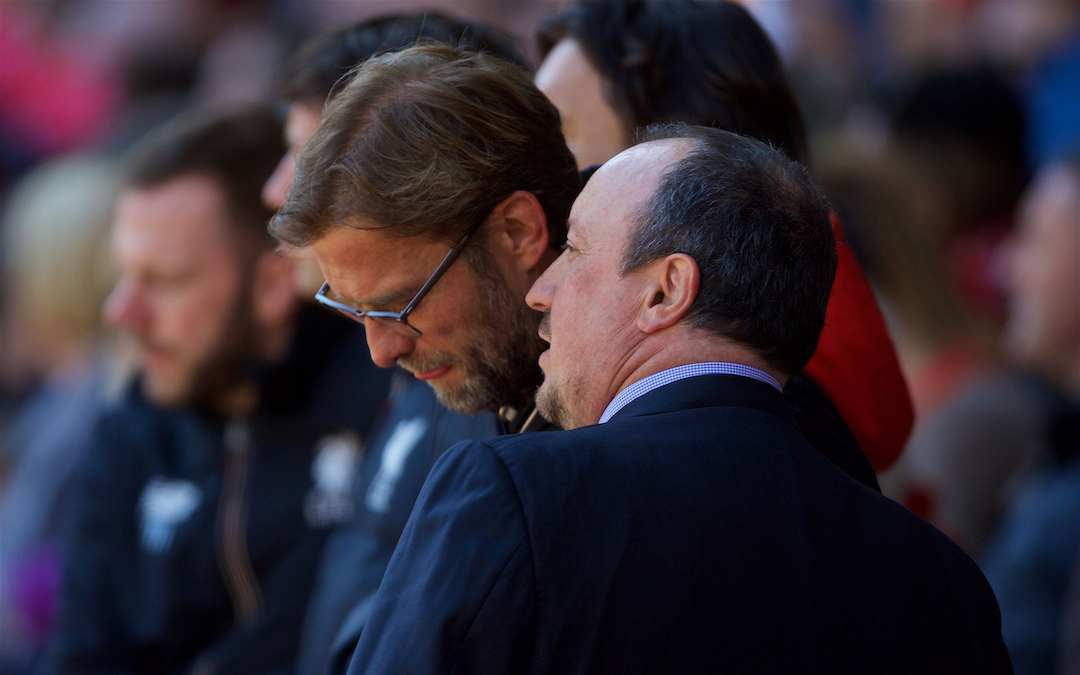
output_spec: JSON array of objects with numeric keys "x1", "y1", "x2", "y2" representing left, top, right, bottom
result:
[{"x1": 413, "y1": 364, "x2": 452, "y2": 381}]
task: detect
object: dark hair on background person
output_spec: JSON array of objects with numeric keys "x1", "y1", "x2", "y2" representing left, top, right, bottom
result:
[
  {"x1": 627, "y1": 124, "x2": 836, "y2": 374},
  {"x1": 125, "y1": 105, "x2": 284, "y2": 251},
  {"x1": 537, "y1": 0, "x2": 809, "y2": 165},
  {"x1": 270, "y1": 44, "x2": 580, "y2": 249},
  {"x1": 275, "y1": 12, "x2": 527, "y2": 106}
]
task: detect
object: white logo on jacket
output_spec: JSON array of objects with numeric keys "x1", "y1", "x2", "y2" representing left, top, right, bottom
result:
[
  {"x1": 139, "y1": 478, "x2": 202, "y2": 554},
  {"x1": 304, "y1": 432, "x2": 363, "y2": 527},
  {"x1": 365, "y1": 418, "x2": 427, "y2": 514}
]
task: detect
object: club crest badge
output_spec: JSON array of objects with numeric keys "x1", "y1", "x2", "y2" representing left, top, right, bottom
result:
[
  {"x1": 139, "y1": 478, "x2": 202, "y2": 554},
  {"x1": 365, "y1": 418, "x2": 427, "y2": 514},
  {"x1": 304, "y1": 432, "x2": 363, "y2": 528}
]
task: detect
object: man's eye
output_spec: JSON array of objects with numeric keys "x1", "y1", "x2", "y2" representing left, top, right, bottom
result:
[{"x1": 560, "y1": 242, "x2": 577, "y2": 254}]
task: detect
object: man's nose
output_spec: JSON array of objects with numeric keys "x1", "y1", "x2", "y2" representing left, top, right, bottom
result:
[
  {"x1": 526, "y1": 268, "x2": 555, "y2": 313},
  {"x1": 363, "y1": 320, "x2": 417, "y2": 369},
  {"x1": 102, "y1": 276, "x2": 148, "y2": 331}
]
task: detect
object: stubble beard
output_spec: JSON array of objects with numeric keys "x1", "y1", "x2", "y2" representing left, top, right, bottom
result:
[
  {"x1": 398, "y1": 249, "x2": 546, "y2": 415},
  {"x1": 534, "y1": 311, "x2": 583, "y2": 430},
  {"x1": 142, "y1": 281, "x2": 260, "y2": 414},
  {"x1": 534, "y1": 379, "x2": 575, "y2": 430}
]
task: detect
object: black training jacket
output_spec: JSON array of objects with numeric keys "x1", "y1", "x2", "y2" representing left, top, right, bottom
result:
[{"x1": 39, "y1": 305, "x2": 393, "y2": 675}]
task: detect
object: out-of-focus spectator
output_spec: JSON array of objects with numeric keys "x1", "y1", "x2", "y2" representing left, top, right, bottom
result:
[
  {"x1": 817, "y1": 140, "x2": 1044, "y2": 553},
  {"x1": 825, "y1": 63, "x2": 1053, "y2": 554},
  {"x1": 38, "y1": 106, "x2": 393, "y2": 675},
  {"x1": 981, "y1": 155, "x2": 1080, "y2": 675},
  {"x1": 889, "y1": 66, "x2": 1028, "y2": 330},
  {"x1": 534, "y1": 0, "x2": 912, "y2": 479},
  {"x1": 264, "y1": 16, "x2": 521, "y2": 675},
  {"x1": 0, "y1": 155, "x2": 122, "y2": 672}
]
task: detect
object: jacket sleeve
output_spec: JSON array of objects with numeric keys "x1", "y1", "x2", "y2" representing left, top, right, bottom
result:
[
  {"x1": 38, "y1": 415, "x2": 137, "y2": 675},
  {"x1": 802, "y1": 214, "x2": 914, "y2": 472},
  {"x1": 346, "y1": 440, "x2": 536, "y2": 675}
]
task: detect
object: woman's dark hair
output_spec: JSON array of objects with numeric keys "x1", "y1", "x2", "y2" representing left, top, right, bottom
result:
[
  {"x1": 538, "y1": 0, "x2": 809, "y2": 164},
  {"x1": 277, "y1": 12, "x2": 526, "y2": 105}
]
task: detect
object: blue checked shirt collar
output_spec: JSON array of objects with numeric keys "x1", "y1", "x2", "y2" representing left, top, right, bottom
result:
[{"x1": 598, "y1": 362, "x2": 783, "y2": 424}]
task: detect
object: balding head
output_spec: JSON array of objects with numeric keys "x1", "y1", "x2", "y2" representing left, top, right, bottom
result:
[{"x1": 527, "y1": 125, "x2": 835, "y2": 428}]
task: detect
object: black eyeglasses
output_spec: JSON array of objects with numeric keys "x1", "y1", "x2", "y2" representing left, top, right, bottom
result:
[{"x1": 314, "y1": 219, "x2": 483, "y2": 338}]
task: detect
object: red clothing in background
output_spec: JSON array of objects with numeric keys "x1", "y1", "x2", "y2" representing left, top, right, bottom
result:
[{"x1": 803, "y1": 214, "x2": 914, "y2": 472}]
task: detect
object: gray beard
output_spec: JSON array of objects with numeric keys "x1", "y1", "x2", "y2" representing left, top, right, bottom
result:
[{"x1": 400, "y1": 249, "x2": 546, "y2": 415}]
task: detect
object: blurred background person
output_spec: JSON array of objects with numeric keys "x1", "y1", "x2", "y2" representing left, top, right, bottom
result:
[
  {"x1": 980, "y1": 155, "x2": 1080, "y2": 675},
  {"x1": 37, "y1": 106, "x2": 392, "y2": 675},
  {"x1": 816, "y1": 137, "x2": 1044, "y2": 554},
  {"x1": 0, "y1": 155, "x2": 122, "y2": 673},
  {"x1": 534, "y1": 0, "x2": 913, "y2": 483}
]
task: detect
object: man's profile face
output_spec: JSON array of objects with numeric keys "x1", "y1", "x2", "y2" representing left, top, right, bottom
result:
[
  {"x1": 310, "y1": 223, "x2": 544, "y2": 414},
  {"x1": 1004, "y1": 161, "x2": 1080, "y2": 383},
  {"x1": 528, "y1": 142, "x2": 685, "y2": 428},
  {"x1": 536, "y1": 38, "x2": 632, "y2": 171},
  {"x1": 103, "y1": 175, "x2": 256, "y2": 408}
]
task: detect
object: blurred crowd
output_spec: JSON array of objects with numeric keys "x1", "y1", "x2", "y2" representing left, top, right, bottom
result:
[{"x1": 0, "y1": 0, "x2": 1077, "y2": 673}]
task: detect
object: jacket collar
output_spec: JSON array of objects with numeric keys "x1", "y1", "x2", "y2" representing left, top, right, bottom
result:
[
  {"x1": 255, "y1": 303, "x2": 354, "y2": 416},
  {"x1": 609, "y1": 373, "x2": 796, "y2": 427}
]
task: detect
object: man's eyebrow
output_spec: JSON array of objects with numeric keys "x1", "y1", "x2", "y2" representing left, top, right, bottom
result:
[
  {"x1": 564, "y1": 218, "x2": 581, "y2": 243},
  {"x1": 329, "y1": 283, "x2": 414, "y2": 310},
  {"x1": 566, "y1": 222, "x2": 589, "y2": 247},
  {"x1": 365, "y1": 287, "x2": 416, "y2": 309}
]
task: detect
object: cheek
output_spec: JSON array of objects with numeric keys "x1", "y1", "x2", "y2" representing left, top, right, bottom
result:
[
  {"x1": 564, "y1": 114, "x2": 631, "y2": 170},
  {"x1": 163, "y1": 274, "x2": 242, "y2": 348}
]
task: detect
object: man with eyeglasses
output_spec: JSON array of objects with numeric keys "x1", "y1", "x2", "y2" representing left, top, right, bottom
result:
[
  {"x1": 272, "y1": 44, "x2": 580, "y2": 432},
  {"x1": 261, "y1": 17, "x2": 523, "y2": 675}
]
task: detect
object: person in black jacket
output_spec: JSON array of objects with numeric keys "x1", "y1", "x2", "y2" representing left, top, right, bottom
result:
[
  {"x1": 39, "y1": 106, "x2": 393, "y2": 675},
  {"x1": 261, "y1": 17, "x2": 525, "y2": 675},
  {"x1": 347, "y1": 125, "x2": 1012, "y2": 674}
]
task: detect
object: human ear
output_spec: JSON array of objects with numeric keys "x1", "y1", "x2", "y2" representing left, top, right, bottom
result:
[
  {"x1": 636, "y1": 253, "x2": 700, "y2": 334},
  {"x1": 488, "y1": 190, "x2": 551, "y2": 272},
  {"x1": 252, "y1": 250, "x2": 300, "y2": 328}
]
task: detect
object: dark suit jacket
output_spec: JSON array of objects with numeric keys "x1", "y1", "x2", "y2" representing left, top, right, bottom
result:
[{"x1": 347, "y1": 375, "x2": 1011, "y2": 674}]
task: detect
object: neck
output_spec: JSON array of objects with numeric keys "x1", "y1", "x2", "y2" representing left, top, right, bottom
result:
[
  {"x1": 595, "y1": 329, "x2": 787, "y2": 424},
  {"x1": 214, "y1": 312, "x2": 299, "y2": 418}
]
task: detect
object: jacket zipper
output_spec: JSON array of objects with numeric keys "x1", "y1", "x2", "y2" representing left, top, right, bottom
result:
[{"x1": 217, "y1": 418, "x2": 263, "y2": 624}]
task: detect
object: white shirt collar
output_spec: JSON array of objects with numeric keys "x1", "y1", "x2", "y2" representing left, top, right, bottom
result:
[{"x1": 598, "y1": 362, "x2": 783, "y2": 424}]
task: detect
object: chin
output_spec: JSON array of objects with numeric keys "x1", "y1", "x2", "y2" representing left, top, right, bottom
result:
[
  {"x1": 535, "y1": 379, "x2": 578, "y2": 430},
  {"x1": 428, "y1": 367, "x2": 504, "y2": 416},
  {"x1": 141, "y1": 378, "x2": 190, "y2": 408}
]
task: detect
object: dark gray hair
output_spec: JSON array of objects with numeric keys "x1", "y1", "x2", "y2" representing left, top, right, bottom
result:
[{"x1": 624, "y1": 123, "x2": 836, "y2": 374}]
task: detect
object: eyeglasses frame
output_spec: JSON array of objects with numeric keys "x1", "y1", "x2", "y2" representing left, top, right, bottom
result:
[{"x1": 314, "y1": 218, "x2": 484, "y2": 338}]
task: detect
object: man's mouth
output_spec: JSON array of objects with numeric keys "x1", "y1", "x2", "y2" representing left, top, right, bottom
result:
[
  {"x1": 412, "y1": 364, "x2": 452, "y2": 381},
  {"x1": 140, "y1": 342, "x2": 172, "y2": 371}
]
